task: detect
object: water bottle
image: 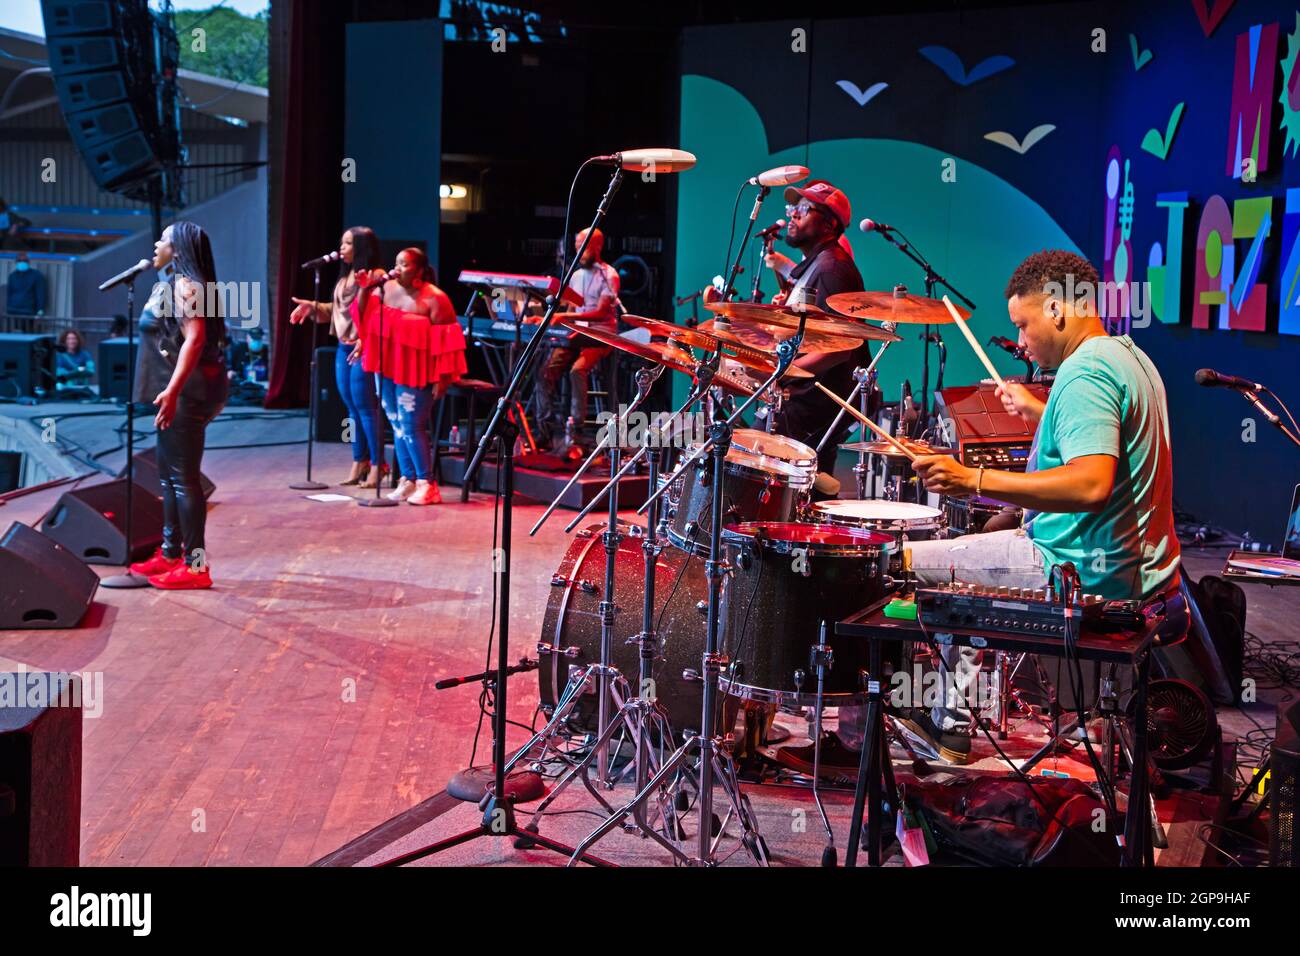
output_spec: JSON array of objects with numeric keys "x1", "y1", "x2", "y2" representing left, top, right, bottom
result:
[
  {"x1": 564, "y1": 415, "x2": 576, "y2": 447},
  {"x1": 449, "y1": 424, "x2": 461, "y2": 450}
]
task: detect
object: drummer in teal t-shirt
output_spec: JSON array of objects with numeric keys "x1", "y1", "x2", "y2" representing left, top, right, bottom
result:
[{"x1": 892, "y1": 249, "x2": 1182, "y2": 764}]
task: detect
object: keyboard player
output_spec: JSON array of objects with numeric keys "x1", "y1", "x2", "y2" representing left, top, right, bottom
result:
[{"x1": 526, "y1": 227, "x2": 621, "y2": 452}]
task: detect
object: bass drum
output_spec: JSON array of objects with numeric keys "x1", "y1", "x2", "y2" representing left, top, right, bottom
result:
[{"x1": 538, "y1": 521, "x2": 709, "y2": 738}]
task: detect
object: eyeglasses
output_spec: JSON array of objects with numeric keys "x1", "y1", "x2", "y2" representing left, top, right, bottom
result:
[{"x1": 785, "y1": 201, "x2": 821, "y2": 220}]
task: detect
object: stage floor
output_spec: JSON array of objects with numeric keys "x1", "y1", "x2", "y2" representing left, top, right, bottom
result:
[{"x1": 0, "y1": 405, "x2": 1293, "y2": 866}]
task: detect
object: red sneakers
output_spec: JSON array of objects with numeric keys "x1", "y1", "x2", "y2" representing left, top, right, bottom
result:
[
  {"x1": 148, "y1": 564, "x2": 213, "y2": 590},
  {"x1": 130, "y1": 549, "x2": 182, "y2": 576}
]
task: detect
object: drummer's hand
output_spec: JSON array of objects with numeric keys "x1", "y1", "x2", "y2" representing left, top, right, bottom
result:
[
  {"x1": 995, "y1": 381, "x2": 1045, "y2": 425},
  {"x1": 701, "y1": 285, "x2": 722, "y2": 305},
  {"x1": 771, "y1": 291, "x2": 788, "y2": 307},
  {"x1": 911, "y1": 453, "x2": 976, "y2": 496}
]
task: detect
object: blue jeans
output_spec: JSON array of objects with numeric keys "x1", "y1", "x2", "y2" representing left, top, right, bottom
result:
[
  {"x1": 378, "y1": 375, "x2": 434, "y2": 480},
  {"x1": 335, "y1": 344, "x2": 380, "y2": 463}
]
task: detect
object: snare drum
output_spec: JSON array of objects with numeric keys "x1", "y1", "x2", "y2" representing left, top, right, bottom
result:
[
  {"x1": 719, "y1": 521, "x2": 896, "y2": 707},
  {"x1": 808, "y1": 499, "x2": 947, "y2": 542},
  {"x1": 729, "y1": 429, "x2": 818, "y2": 472},
  {"x1": 663, "y1": 436, "x2": 815, "y2": 554}
]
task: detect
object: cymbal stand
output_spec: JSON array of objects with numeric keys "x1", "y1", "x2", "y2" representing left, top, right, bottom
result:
[
  {"x1": 503, "y1": 371, "x2": 713, "y2": 787},
  {"x1": 815, "y1": 328, "x2": 895, "y2": 497},
  {"x1": 530, "y1": 363, "x2": 664, "y2": 537},
  {"x1": 560, "y1": 359, "x2": 719, "y2": 535},
  {"x1": 570, "y1": 327, "x2": 807, "y2": 866},
  {"x1": 808, "y1": 621, "x2": 842, "y2": 867}
]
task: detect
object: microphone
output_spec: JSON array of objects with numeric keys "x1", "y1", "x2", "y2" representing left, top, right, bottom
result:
[
  {"x1": 988, "y1": 335, "x2": 1029, "y2": 360},
  {"x1": 749, "y1": 165, "x2": 809, "y2": 187},
  {"x1": 859, "y1": 218, "x2": 896, "y2": 234},
  {"x1": 1195, "y1": 368, "x2": 1262, "y2": 392},
  {"x1": 589, "y1": 148, "x2": 697, "y2": 173},
  {"x1": 756, "y1": 219, "x2": 787, "y2": 239},
  {"x1": 98, "y1": 259, "x2": 153, "y2": 293},
  {"x1": 301, "y1": 250, "x2": 340, "y2": 270}
]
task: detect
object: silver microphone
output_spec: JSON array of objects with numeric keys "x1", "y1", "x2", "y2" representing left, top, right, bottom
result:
[
  {"x1": 98, "y1": 258, "x2": 153, "y2": 292},
  {"x1": 859, "y1": 218, "x2": 895, "y2": 234},
  {"x1": 749, "y1": 165, "x2": 809, "y2": 187},
  {"x1": 590, "y1": 148, "x2": 697, "y2": 173}
]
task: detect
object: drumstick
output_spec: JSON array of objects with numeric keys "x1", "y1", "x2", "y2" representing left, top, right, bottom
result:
[
  {"x1": 942, "y1": 295, "x2": 1007, "y2": 392},
  {"x1": 814, "y1": 382, "x2": 917, "y2": 461}
]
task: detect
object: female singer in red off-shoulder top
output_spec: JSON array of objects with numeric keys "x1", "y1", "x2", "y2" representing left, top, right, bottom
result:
[{"x1": 352, "y1": 247, "x2": 466, "y2": 505}]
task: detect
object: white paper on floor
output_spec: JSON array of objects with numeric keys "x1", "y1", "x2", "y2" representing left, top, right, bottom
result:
[{"x1": 305, "y1": 494, "x2": 355, "y2": 502}]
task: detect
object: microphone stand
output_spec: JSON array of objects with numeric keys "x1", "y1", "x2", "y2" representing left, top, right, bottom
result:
[
  {"x1": 289, "y1": 263, "x2": 328, "y2": 490},
  {"x1": 357, "y1": 276, "x2": 399, "y2": 508},
  {"x1": 816, "y1": 332, "x2": 895, "y2": 500},
  {"x1": 377, "y1": 162, "x2": 628, "y2": 867},
  {"x1": 102, "y1": 273, "x2": 149, "y2": 589},
  {"x1": 1236, "y1": 387, "x2": 1300, "y2": 448},
  {"x1": 721, "y1": 185, "x2": 770, "y2": 301},
  {"x1": 870, "y1": 228, "x2": 975, "y2": 429}
]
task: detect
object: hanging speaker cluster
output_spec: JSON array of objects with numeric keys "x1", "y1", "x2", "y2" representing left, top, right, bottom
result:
[{"x1": 40, "y1": 0, "x2": 182, "y2": 198}]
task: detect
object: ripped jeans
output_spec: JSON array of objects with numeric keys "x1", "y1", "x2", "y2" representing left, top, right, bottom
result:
[
  {"x1": 838, "y1": 529, "x2": 1049, "y2": 749},
  {"x1": 378, "y1": 375, "x2": 434, "y2": 480}
]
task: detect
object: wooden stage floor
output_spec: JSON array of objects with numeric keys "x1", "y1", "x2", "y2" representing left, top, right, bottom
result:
[{"x1": 0, "y1": 408, "x2": 1293, "y2": 866}]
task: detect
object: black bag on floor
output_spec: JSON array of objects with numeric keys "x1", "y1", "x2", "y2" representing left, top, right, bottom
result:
[
  {"x1": 1188, "y1": 574, "x2": 1246, "y2": 703},
  {"x1": 902, "y1": 773, "x2": 1121, "y2": 867}
]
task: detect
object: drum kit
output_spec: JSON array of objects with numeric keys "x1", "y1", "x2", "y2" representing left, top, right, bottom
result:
[{"x1": 505, "y1": 290, "x2": 1002, "y2": 866}]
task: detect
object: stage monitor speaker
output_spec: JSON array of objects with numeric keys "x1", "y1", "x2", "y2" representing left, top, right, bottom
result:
[
  {"x1": 1271, "y1": 695, "x2": 1299, "y2": 867},
  {"x1": 314, "y1": 346, "x2": 348, "y2": 443},
  {"x1": 39, "y1": 478, "x2": 163, "y2": 565},
  {"x1": 124, "y1": 446, "x2": 215, "y2": 501},
  {"x1": 0, "y1": 672, "x2": 82, "y2": 866},
  {"x1": 96, "y1": 336, "x2": 132, "y2": 401},
  {"x1": 0, "y1": 522, "x2": 99, "y2": 629},
  {"x1": 40, "y1": 0, "x2": 163, "y2": 193},
  {"x1": 0, "y1": 334, "x2": 56, "y2": 400}
]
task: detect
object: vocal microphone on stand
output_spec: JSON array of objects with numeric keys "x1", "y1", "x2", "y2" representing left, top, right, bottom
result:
[
  {"x1": 300, "y1": 250, "x2": 340, "y2": 270},
  {"x1": 859, "y1": 218, "x2": 896, "y2": 234},
  {"x1": 98, "y1": 258, "x2": 154, "y2": 292},
  {"x1": 1194, "y1": 367, "x2": 1264, "y2": 392}
]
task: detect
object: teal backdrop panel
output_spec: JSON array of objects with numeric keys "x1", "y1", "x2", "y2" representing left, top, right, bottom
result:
[{"x1": 673, "y1": 74, "x2": 1078, "y2": 407}]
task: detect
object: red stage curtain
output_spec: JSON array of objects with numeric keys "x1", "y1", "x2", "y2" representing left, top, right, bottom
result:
[{"x1": 265, "y1": 0, "x2": 346, "y2": 408}]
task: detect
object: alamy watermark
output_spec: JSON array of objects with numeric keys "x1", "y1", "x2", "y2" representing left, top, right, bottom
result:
[
  {"x1": 0, "y1": 667, "x2": 103, "y2": 718},
  {"x1": 149, "y1": 279, "x2": 262, "y2": 330},
  {"x1": 1043, "y1": 275, "x2": 1153, "y2": 328},
  {"x1": 596, "y1": 408, "x2": 710, "y2": 449}
]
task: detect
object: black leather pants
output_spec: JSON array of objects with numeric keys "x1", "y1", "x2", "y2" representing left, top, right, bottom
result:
[{"x1": 155, "y1": 399, "x2": 222, "y2": 566}]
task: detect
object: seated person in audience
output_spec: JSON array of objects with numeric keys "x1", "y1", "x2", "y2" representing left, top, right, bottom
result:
[
  {"x1": 56, "y1": 329, "x2": 96, "y2": 392},
  {"x1": 0, "y1": 198, "x2": 30, "y2": 251}
]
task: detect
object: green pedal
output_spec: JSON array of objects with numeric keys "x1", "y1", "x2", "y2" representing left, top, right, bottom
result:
[{"x1": 884, "y1": 598, "x2": 918, "y2": 620}]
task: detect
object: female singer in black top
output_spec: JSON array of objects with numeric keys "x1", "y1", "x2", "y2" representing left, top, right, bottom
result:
[{"x1": 129, "y1": 221, "x2": 229, "y2": 589}]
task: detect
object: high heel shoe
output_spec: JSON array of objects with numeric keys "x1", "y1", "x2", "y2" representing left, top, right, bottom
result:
[
  {"x1": 358, "y1": 464, "x2": 389, "y2": 489},
  {"x1": 340, "y1": 461, "x2": 371, "y2": 486}
]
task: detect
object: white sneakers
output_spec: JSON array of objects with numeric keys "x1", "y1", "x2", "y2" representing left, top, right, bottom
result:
[
  {"x1": 386, "y1": 477, "x2": 417, "y2": 501},
  {"x1": 407, "y1": 479, "x2": 442, "y2": 506}
]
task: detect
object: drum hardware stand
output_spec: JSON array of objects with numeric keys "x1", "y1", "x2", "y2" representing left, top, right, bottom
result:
[
  {"x1": 562, "y1": 361, "x2": 719, "y2": 535},
  {"x1": 862, "y1": 223, "x2": 975, "y2": 425},
  {"x1": 991, "y1": 651, "x2": 1054, "y2": 740},
  {"x1": 806, "y1": 622, "x2": 840, "y2": 867},
  {"x1": 289, "y1": 261, "x2": 328, "y2": 491},
  {"x1": 531, "y1": 364, "x2": 664, "y2": 536},
  {"x1": 375, "y1": 160, "x2": 631, "y2": 867},
  {"x1": 569, "y1": 330, "x2": 810, "y2": 866},
  {"x1": 815, "y1": 328, "x2": 896, "y2": 498}
]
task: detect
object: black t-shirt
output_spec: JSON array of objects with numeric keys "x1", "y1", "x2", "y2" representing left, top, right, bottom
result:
[{"x1": 775, "y1": 239, "x2": 869, "y2": 470}]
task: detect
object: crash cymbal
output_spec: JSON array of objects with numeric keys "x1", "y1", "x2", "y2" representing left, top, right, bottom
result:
[
  {"x1": 623, "y1": 314, "x2": 774, "y2": 370},
  {"x1": 560, "y1": 320, "x2": 755, "y2": 396},
  {"x1": 840, "y1": 439, "x2": 956, "y2": 457},
  {"x1": 706, "y1": 300, "x2": 900, "y2": 343},
  {"x1": 826, "y1": 291, "x2": 970, "y2": 325},
  {"x1": 696, "y1": 318, "x2": 860, "y2": 355}
]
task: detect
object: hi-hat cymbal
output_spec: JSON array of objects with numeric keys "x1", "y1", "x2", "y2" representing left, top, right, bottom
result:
[
  {"x1": 561, "y1": 320, "x2": 755, "y2": 397},
  {"x1": 840, "y1": 439, "x2": 956, "y2": 457},
  {"x1": 705, "y1": 300, "x2": 900, "y2": 343},
  {"x1": 696, "y1": 318, "x2": 860, "y2": 355},
  {"x1": 826, "y1": 291, "x2": 970, "y2": 325}
]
